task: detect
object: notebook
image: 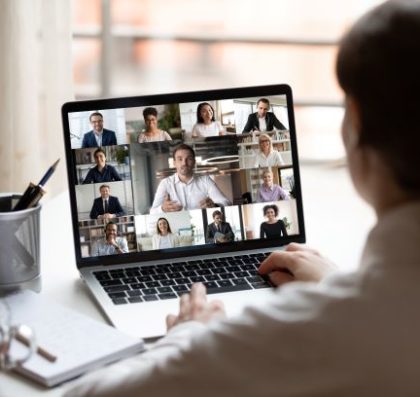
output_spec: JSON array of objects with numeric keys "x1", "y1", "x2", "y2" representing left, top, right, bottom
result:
[
  {"x1": 61, "y1": 84, "x2": 306, "y2": 339},
  {"x1": 6, "y1": 290, "x2": 144, "y2": 386}
]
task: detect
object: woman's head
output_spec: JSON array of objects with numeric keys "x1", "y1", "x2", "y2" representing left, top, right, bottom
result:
[
  {"x1": 262, "y1": 169, "x2": 273, "y2": 186},
  {"x1": 337, "y1": 0, "x2": 420, "y2": 195},
  {"x1": 156, "y1": 217, "x2": 172, "y2": 235},
  {"x1": 143, "y1": 107, "x2": 159, "y2": 131},
  {"x1": 196, "y1": 102, "x2": 215, "y2": 124},
  {"x1": 263, "y1": 204, "x2": 279, "y2": 220},
  {"x1": 258, "y1": 133, "x2": 273, "y2": 154}
]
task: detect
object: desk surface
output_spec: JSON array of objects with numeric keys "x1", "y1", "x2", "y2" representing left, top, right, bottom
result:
[{"x1": 0, "y1": 164, "x2": 375, "y2": 397}]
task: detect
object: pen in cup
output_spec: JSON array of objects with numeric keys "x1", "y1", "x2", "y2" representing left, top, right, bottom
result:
[{"x1": 13, "y1": 159, "x2": 60, "y2": 211}]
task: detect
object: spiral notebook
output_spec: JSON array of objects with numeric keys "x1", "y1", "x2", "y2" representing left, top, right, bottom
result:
[{"x1": 6, "y1": 290, "x2": 144, "y2": 387}]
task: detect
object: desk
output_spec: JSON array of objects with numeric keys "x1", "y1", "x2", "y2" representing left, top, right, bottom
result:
[{"x1": 0, "y1": 164, "x2": 375, "y2": 397}]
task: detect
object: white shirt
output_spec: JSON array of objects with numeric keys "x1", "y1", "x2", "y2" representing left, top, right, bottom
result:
[
  {"x1": 65, "y1": 201, "x2": 420, "y2": 397},
  {"x1": 137, "y1": 130, "x2": 172, "y2": 143},
  {"x1": 191, "y1": 121, "x2": 224, "y2": 137},
  {"x1": 94, "y1": 130, "x2": 103, "y2": 147},
  {"x1": 254, "y1": 150, "x2": 285, "y2": 167},
  {"x1": 151, "y1": 233, "x2": 180, "y2": 250},
  {"x1": 90, "y1": 237, "x2": 128, "y2": 256},
  {"x1": 150, "y1": 173, "x2": 231, "y2": 214},
  {"x1": 257, "y1": 116, "x2": 267, "y2": 132}
]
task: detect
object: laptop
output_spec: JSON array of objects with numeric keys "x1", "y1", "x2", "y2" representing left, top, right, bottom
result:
[{"x1": 61, "y1": 84, "x2": 305, "y2": 339}]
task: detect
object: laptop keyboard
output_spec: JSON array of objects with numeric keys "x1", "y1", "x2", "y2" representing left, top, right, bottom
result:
[{"x1": 93, "y1": 252, "x2": 272, "y2": 305}]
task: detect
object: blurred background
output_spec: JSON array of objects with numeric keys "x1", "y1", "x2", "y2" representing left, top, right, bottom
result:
[{"x1": 0, "y1": 0, "x2": 384, "y2": 197}]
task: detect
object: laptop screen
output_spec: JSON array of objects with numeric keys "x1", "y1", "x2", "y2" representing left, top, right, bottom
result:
[{"x1": 62, "y1": 85, "x2": 305, "y2": 268}]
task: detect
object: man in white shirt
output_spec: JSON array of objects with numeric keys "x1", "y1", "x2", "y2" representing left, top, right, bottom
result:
[
  {"x1": 150, "y1": 144, "x2": 231, "y2": 214},
  {"x1": 91, "y1": 222, "x2": 128, "y2": 256}
]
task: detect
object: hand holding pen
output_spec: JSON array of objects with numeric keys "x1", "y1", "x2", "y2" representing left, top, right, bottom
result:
[{"x1": 13, "y1": 159, "x2": 60, "y2": 211}]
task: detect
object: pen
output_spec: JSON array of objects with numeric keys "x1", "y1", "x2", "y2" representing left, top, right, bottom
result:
[
  {"x1": 38, "y1": 159, "x2": 60, "y2": 187},
  {"x1": 15, "y1": 332, "x2": 57, "y2": 363},
  {"x1": 13, "y1": 159, "x2": 60, "y2": 211}
]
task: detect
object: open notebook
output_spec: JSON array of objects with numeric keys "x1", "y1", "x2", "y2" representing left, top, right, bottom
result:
[{"x1": 6, "y1": 290, "x2": 144, "y2": 387}]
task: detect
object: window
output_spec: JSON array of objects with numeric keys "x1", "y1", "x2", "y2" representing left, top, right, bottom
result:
[{"x1": 72, "y1": 0, "x2": 385, "y2": 159}]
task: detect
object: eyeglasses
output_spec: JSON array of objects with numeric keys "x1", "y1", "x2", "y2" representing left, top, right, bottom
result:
[{"x1": 0, "y1": 299, "x2": 36, "y2": 370}]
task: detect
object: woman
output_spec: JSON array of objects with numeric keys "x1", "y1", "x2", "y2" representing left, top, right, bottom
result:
[
  {"x1": 253, "y1": 133, "x2": 284, "y2": 167},
  {"x1": 259, "y1": 204, "x2": 288, "y2": 239},
  {"x1": 152, "y1": 217, "x2": 180, "y2": 250},
  {"x1": 191, "y1": 102, "x2": 225, "y2": 138},
  {"x1": 256, "y1": 169, "x2": 289, "y2": 202},
  {"x1": 137, "y1": 107, "x2": 172, "y2": 143}
]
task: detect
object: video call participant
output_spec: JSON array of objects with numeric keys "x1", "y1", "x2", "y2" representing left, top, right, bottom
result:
[
  {"x1": 256, "y1": 169, "x2": 289, "y2": 202},
  {"x1": 91, "y1": 221, "x2": 128, "y2": 256},
  {"x1": 254, "y1": 133, "x2": 285, "y2": 167},
  {"x1": 152, "y1": 218, "x2": 180, "y2": 250},
  {"x1": 259, "y1": 204, "x2": 288, "y2": 239},
  {"x1": 242, "y1": 98, "x2": 286, "y2": 133},
  {"x1": 82, "y1": 112, "x2": 117, "y2": 148},
  {"x1": 89, "y1": 184, "x2": 125, "y2": 220},
  {"x1": 205, "y1": 210, "x2": 234, "y2": 244},
  {"x1": 137, "y1": 107, "x2": 173, "y2": 143},
  {"x1": 82, "y1": 148, "x2": 122, "y2": 184},
  {"x1": 150, "y1": 143, "x2": 231, "y2": 214},
  {"x1": 192, "y1": 102, "x2": 225, "y2": 138}
]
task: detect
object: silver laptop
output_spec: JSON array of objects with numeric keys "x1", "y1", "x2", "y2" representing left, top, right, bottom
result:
[{"x1": 61, "y1": 84, "x2": 305, "y2": 339}]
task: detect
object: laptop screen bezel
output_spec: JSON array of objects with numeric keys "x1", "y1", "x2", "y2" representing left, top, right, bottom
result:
[{"x1": 62, "y1": 84, "x2": 306, "y2": 269}]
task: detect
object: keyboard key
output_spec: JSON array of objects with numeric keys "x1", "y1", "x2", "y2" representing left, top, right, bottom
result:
[
  {"x1": 205, "y1": 274, "x2": 220, "y2": 281},
  {"x1": 130, "y1": 282, "x2": 145, "y2": 290},
  {"x1": 127, "y1": 290, "x2": 142, "y2": 297},
  {"x1": 128, "y1": 296, "x2": 143, "y2": 303},
  {"x1": 143, "y1": 295, "x2": 158, "y2": 301},
  {"x1": 252, "y1": 282, "x2": 271, "y2": 289},
  {"x1": 160, "y1": 279, "x2": 176, "y2": 286},
  {"x1": 122, "y1": 277, "x2": 137, "y2": 284},
  {"x1": 142, "y1": 288, "x2": 158, "y2": 295},
  {"x1": 173, "y1": 285, "x2": 188, "y2": 293},
  {"x1": 232, "y1": 278, "x2": 248, "y2": 285},
  {"x1": 145, "y1": 281, "x2": 160, "y2": 288},
  {"x1": 112, "y1": 298, "x2": 127, "y2": 305},
  {"x1": 247, "y1": 276, "x2": 264, "y2": 283},
  {"x1": 219, "y1": 273, "x2": 234, "y2": 280},
  {"x1": 137, "y1": 276, "x2": 152, "y2": 282},
  {"x1": 157, "y1": 286, "x2": 173, "y2": 294},
  {"x1": 203, "y1": 281, "x2": 218, "y2": 289},
  {"x1": 206, "y1": 283, "x2": 252, "y2": 295},
  {"x1": 218, "y1": 280, "x2": 233, "y2": 288},
  {"x1": 190, "y1": 276, "x2": 205, "y2": 283},
  {"x1": 152, "y1": 274, "x2": 168, "y2": 281},
  {"x1": 99, "y1": 279, "x2": 122, "y2": 287},
  {"x1": 104, "y1": 285, "x2": 130, "y2": 293},
  {"x1": 158, "y1": 293, "x2": 177, "y2": 300},
  {"x1": 175, "y1": 278, "x2": 190, "y2": 285},
  {"x1": 108, "y1": 292, "x2": 127, "y2": 299}
]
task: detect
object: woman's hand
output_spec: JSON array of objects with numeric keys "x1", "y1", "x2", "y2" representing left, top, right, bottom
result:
[
  {"x1": 166, "y1": 283, "x2": 226, "y2": 331},
  {"x1": 258, "y1": 243, "x2": 337, "y2": 286}
]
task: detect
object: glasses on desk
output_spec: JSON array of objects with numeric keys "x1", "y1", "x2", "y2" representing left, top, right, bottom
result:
[{"x1": 0, "y1": 299, "x2": 36, "y2": 370}]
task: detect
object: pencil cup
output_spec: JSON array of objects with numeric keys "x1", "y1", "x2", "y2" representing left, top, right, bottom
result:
[{"x1": 0, "y1": 193, "x2": 41, "y2": 294}]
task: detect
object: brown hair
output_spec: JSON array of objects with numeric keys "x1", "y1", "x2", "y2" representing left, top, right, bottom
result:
[{"x1": 336, "y1": 0, "x2": 420, "y2": 192}]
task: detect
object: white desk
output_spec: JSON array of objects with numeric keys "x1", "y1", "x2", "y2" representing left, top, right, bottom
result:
[{"x1": 0, "y1": 164, "x2": 375, "y2": 397}]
